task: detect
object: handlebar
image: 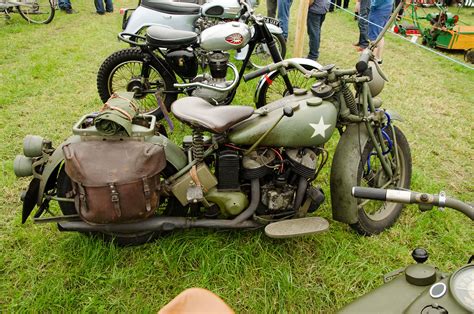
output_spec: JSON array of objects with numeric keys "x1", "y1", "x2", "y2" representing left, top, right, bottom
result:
[
  {"x1": 356, "y1": 49, "x2": 371, "y2": 73},
  {"x1": 352, "y1": 187, "x2": 474, "y2": 220}
]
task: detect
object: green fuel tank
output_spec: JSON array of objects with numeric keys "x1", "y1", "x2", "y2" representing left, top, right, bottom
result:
[{"x1": 229, "y1": 92, "x2": 338, "y2": 147}]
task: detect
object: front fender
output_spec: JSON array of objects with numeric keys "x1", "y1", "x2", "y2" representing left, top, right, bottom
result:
[
  {"x1": 253, "y1": 58, "x2": 324, "y2": 103},
  {"x1": 330, "y1": 124, "x2": 370, "y2": 224}
]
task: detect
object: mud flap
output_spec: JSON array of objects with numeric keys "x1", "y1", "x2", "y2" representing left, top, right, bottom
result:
[
  {"x1": 21, "y1": 178, "x2": 40, "y2": 224},
  {"x1": 330, "y1": 124, "x2": 370, "y2": 224}
]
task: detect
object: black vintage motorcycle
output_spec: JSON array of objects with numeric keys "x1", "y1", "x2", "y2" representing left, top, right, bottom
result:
[
  {"x1": 96, "y1": 0, "x2": 321, "y2": 118},
  {"x1": 340, "y1": 187, "x2": 473, "y2": 313}
]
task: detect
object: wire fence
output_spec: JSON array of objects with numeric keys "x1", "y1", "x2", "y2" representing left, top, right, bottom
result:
[{"x1": 328, "y1": 1, "x2": 474, "y2": 70}]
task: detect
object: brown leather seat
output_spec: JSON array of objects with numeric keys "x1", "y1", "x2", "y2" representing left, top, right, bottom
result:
[{"x1": 171, "y1": 97, "x2": 254, "y2": 133}]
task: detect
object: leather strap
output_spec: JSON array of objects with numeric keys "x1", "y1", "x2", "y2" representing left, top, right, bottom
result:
[
  {"x1": 143, "y1": 178, "x2": 152, "y2": 212},
  {"x1": 109, "y1": 183, "x2": 122, "y2": 217}
]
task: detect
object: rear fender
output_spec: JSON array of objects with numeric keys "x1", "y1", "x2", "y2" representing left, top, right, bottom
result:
[
  {"x1": 330, "y1": 124, "x2": 370, "y2": 224},
  {"x1": 253, "y1": 58, "x2": 324, "y2": 103}
]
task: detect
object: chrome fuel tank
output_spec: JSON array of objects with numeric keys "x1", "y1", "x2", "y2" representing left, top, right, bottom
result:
[
  {"x1": 199, "y1": 22, "x2": 250, "y2": 51},
  {"x1": 228, "y1": 91, "x2": 338, "y2": 147}
]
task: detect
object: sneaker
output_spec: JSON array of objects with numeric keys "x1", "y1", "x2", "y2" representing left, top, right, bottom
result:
[
  {"x1": 96, "y1": 11, "x2": 105, "y2": 15},
  {"x1": 65, "y1": 8, "x2": 77, "y2": 13}
]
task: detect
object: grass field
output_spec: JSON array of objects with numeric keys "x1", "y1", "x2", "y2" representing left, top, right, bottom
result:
[{"x1": 0, "y1": 0, "x2": 473, "y2": 312}]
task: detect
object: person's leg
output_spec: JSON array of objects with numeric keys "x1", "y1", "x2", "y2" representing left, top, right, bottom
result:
[
  {"x1": 278, "y1": 0, "x2": 293, "y2": 40},
  {"x1": 95, "y1": 0, "x2": 105, "y2": 14},
  {"x1": 307, "y1": 12, "x2": 324, "y2": 60},
  {"x1": 344, "y1": 0, "x2": 350, "y2": 9},
  {"x1": 266, "y1": 0, "x2": 277, "y2": 18},
  {"x1": 357, "y1": 0, "x2": 370, "y2": 47},
  {"x1": 105, "y1": 0, "x2": 113, "y2": 12}
]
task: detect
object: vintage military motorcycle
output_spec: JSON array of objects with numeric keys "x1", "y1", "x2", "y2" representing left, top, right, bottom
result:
[
  {"x1": 15, "y1": 47, "x2": 412, "y2": 245},
  {"x1": 96, "y1": 0, "x2": 318, "y2": 118},
  {"x1": 120, "y1": 0, "x2": 285, "y2": 68},
  {"x1": 340, "y1": 187, "x2": 473, "y2": 313}
]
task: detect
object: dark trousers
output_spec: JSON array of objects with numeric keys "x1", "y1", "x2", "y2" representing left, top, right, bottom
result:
[
  {"x1": 266, "y1": 0, "x2": 277, "y2": 18},
  {"x1": 329, "y1": 0, "x2": 350, "y2": 11},
  {"x1": 357, "y1": 0, "x2": 370, "y2": 47},
  {"x1": 307, "y1": 11, "x2": 326, "y2": 60}
]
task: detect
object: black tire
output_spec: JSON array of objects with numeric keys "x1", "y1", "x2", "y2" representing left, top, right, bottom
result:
[
  {"x1": 255, "y1": 64, "x2": 320, "y2": 108},
  {"x1": 465, "y1": 49, "x2": 474, "y2": 64},
  {"x1": 17, "y1": 0, "x2": 55, "y2": 24},
  {"x1": 96, "y1": 47, "x2": 177, "y2": 119},
  {"x1": 350, "y1": 126, "x2": 412, "y2": 235},
  {"x1": 248, "y1": 33, "x2": 287, "y2": 69},
  {"x1": 56, "y1": 165, "x2": 176, "y2": 246}
]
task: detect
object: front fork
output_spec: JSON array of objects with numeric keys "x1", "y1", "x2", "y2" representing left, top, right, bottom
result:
[{"x1": 360, "y1": 83, "x2": 398, "y2": 180}]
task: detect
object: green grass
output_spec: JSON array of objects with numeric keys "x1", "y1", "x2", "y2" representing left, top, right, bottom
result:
[{"x1": 1, "y1": 0, "x2": 473, "y2": 312}]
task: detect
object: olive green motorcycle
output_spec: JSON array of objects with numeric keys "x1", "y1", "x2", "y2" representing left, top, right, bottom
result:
[
  {"x1": 340, "y1": 187, "x2": 473, "y2": 313},
  {"x1": 14, "y1": 47, "x2": 412, "y2": 245}
]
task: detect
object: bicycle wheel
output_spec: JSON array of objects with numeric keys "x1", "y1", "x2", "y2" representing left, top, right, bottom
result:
[
  {"x1": 97, "y1": 47, "x2": 177, "y2": 118},
  {"x1": 17, "y1": 0, "x2": 55, "y2": 24}
]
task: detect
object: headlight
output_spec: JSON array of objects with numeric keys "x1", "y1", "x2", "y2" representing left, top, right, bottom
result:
[{"x1": 450, "y1": 264, "x2": 474, "y2": 311}]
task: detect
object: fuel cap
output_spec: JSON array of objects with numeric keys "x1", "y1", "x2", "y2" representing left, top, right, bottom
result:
[
  {"x1": 405, "y1": 264, "x2": 437, "y2": 286},
  {"x1": 311, "y1": 83, "x2": 333, "y2": 99}
]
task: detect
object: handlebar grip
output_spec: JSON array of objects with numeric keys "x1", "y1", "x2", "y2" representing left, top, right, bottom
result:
[
  {"x1": 243, "y1": 66, "x2": 272, "y2": 82},
  {"x1": 356, "y1": 49, "x2": 371, "y2": 73},
  {"x1": 352, "y1": 187, "x2": 387, "y2": 201}
]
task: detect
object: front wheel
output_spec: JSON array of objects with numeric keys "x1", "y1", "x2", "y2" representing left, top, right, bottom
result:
[
  {"x1": 17, "y1": 0, "x2": 55, "y2": 24},
  {"x1": 350, "y1": 126, "x2": 412, "y2": 235},
  {"x1": 248, "y1": 33, "x2": 286, "y2": 69},
  {"x1": 96, "y1": 47, "x2": 177, "y2": 119},
  {"x1": 255, "y1": 64, "x2": 320, "y2": 108}
]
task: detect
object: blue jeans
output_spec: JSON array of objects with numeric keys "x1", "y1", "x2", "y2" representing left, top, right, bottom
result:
[
  {"x1": 58, "y1": 0, "x2": 71, "y2": 10},
  {"x1": 307, "y1": 11, "x2": 326, "y2": 60},
  {"x1": 368, "y1": 4, "x2": 392, "y2": 41},
  {"x1": 357, "y1": 0, "x2": 371, "y2": 47},
  {"x1": 95, "y1": 0, "x2": 113, "y2": 13},
  {"x1": 278, "y1": 0, "x2": 293, "y2": 40}
]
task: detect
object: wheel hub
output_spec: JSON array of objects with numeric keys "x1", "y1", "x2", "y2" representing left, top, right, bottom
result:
[{"x1": 126, "y1": 77, "x2": 146, "y2": 99}]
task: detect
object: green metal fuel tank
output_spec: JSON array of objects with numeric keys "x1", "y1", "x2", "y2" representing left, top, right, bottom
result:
[{"x1": 228, "y1": 91, "x2": 338, "y2": 147}]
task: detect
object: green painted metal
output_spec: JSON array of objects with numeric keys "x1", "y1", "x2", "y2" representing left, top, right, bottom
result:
[
  {"x1": 229, "y1": 97, "x2": 337, "y2": 147},
  {"x1": 330, "y1": 124, "x2": 370, "y2": 224},
  {"x1": 205, "y1": 188, "x2": 249, "y2": 216},
  {"x1": 340, "y1": 266, "x2": 470, "y2": 313}
]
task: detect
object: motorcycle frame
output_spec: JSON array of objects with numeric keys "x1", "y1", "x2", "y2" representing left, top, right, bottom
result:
[{"x1": 132, "y1": 17, "x2": 292, "y2": 106}]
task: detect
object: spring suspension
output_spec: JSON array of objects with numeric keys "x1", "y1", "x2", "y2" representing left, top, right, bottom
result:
[
  {"x1": 342, "y1": 84, "x2": 358, "y2": 115},
  {"x1": 192, "y1": 129, "x2": 205, "y2": 162}
]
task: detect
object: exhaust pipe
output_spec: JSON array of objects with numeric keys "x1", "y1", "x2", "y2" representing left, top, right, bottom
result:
[{"x1": 58, "y1": 179, "x2": 261, "y2": 233}]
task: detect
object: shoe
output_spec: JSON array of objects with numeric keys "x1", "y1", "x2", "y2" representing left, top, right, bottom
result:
[
  {"x1": 65, "y1": 8, "x2": 77, "y2": 14},
  {"x1": 96, "y1": 11, "x2": 105, "y2": 15},
  {"x1": 355, "y1": 46, "x2": 365, "y2": 52},
  {"x1": 352, "y1": 42, "x2": 360, "y2": 47},
  {"x1": 106, "y1": 10, "x2": 113, "y2": 13}
]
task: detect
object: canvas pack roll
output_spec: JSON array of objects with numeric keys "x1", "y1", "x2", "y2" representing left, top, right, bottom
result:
[{"x1": 94, "y1": 92, "x2": 139, "y2": 136}]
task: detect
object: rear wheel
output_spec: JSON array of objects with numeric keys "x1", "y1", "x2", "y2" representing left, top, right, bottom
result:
[
  {"x1": 17, "y1": 0, "x2": 55, "y2": 24},
  {"x1": 96, "y1": 47, "x2": 177, "y2": 119},
  {"x1": 248, "y1": 33, "x2": 286, "y2": 69},
  {"x1": 350, "y1": 126, "x2": 412, "y2": 235},
  {"x1": 256, "y1": 64, "x2": 320, "y2": 108}
]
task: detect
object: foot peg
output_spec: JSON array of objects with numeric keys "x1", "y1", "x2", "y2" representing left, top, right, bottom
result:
[{"x1": 264, "y1": 217, "x2": 329, "y2": 238}]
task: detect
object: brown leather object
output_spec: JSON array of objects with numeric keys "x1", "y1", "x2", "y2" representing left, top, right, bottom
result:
[
  {"x1": 171, "y1": 97, "x2": 254, "y2": 133},
  {"x1": 63, "y1": 140, "x2": 166, "y2": 224},
  {"x1": 159, "y1": 288, "x2": 234, "y2": 314}
]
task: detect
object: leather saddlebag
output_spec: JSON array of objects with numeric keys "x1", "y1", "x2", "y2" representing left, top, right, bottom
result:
[{"x1": 63, "y1": 140, "x2": 166, "y2": 224}]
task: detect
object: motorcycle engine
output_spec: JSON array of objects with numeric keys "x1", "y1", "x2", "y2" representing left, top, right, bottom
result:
[
  {"x1": 242, "y1": 148, "x2": 323, "y2": 216},
  {"x1": 191, "y1": 52, "x2": 232, "y2": 104}
]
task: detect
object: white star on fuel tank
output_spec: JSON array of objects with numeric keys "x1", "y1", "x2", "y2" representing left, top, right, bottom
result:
[{"x1": 309, "y1": 117, "x2": 331, "y2": 138}]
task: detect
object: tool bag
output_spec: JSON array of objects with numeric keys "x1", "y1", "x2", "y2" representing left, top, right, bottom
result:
[{"x1": 63, "y1": 140, "x2": 166, "y2": 224}]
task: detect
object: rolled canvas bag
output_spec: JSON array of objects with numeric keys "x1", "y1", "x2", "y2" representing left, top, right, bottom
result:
[{"x1": 63, "y1": 140, "x2": 166, "y2": 224}]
